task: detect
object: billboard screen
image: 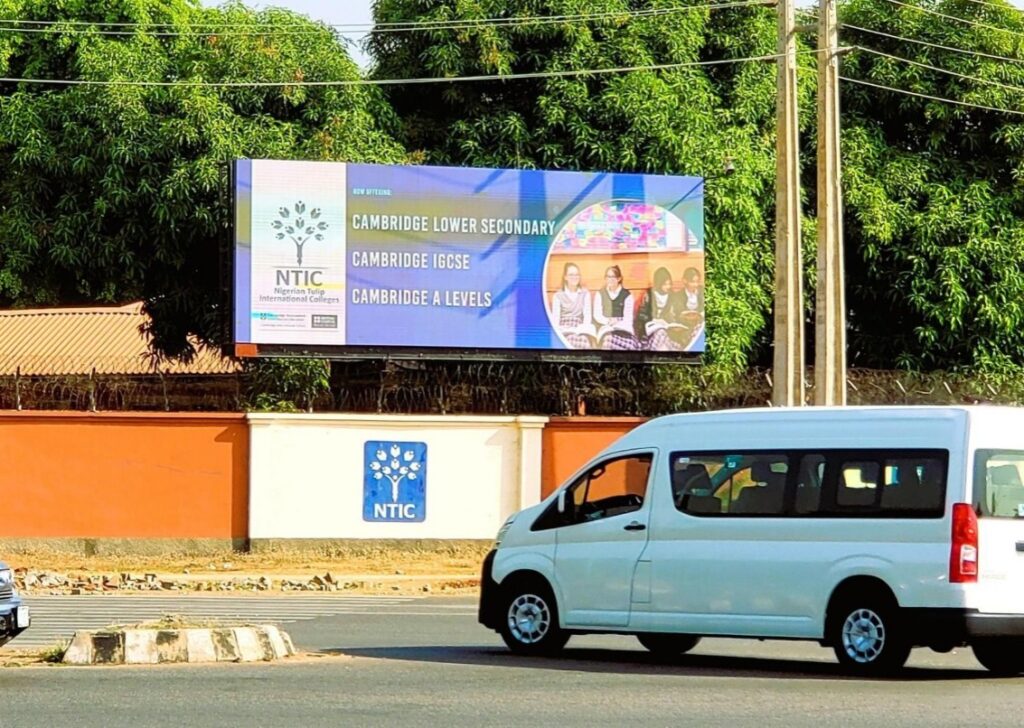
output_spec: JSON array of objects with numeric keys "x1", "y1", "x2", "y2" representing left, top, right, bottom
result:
[{"x1": 233, "y1": 160, "x2": 704, "y2": 359}]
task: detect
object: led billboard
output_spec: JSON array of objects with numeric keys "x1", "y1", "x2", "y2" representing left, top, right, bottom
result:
[{"x1": 233, "y1": 160, "x2": 704, "y2": 359}]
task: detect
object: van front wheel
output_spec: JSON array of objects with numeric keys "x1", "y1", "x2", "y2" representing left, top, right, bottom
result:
[
  {"x1": 973, "y1": 638, "x2": 1024, "y2": 676},
  {"x1": 637, "y1": 634, "x2": 701, "y2": 656},
  {"x1": 499, "y1": 579, "x2": 569, "y2": 656},
  {"x1": 828, "y1": 597, "x2": 910, "y2": 674}
]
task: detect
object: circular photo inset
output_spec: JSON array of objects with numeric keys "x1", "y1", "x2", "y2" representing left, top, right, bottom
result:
[{"x1": 542, "y1": 200, "x2": 703, "y2": 352}]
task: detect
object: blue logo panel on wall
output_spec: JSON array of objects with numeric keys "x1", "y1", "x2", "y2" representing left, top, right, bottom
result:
[
  {"x1": 233, "y1": 160, "x2": 706, "y2": 358},
  {"x1": 363, "y1": 441, "x2": 427, "y2": 522}
]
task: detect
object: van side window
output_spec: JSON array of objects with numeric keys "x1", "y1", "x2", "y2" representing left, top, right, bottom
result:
[
  {"x1": 672, "y1": 457, "x2": 724, "y2": 514},
  {"x1": 670, "y1": 449, "x2": 948, "y2": 518},
  {"x1": 881, "y1": 458, "x2": 945, "y2": 512},
  {"x1": 837, "y1": 461, "x2": 880, "y2": 508},
  {"x1": 673, "y1": 454, "x2": 789, "y2": 516},
  {"x1": 974, "y1": 450, "x2": 1024, "y2": 518},
  {"x1": 795, "y1": 454, "x2": 825, "y2": 514},
  {"x1": 569, "y1": 454, "x2": 653, "y2": 524},
  {"x1": 727, "y1": 457, "x2": 788, "y2": 515}
]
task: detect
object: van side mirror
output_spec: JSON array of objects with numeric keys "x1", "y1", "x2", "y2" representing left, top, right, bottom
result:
[{"x1": 557, "y1": 490, "x2": 567, "y2": 514}]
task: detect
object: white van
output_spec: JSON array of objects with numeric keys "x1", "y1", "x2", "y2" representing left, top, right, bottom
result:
[{"x1": 478, "y1": 406, "x2": 1024, "y2": 674}]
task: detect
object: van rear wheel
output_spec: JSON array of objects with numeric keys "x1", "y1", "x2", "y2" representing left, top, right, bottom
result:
[
  {"x1": 499, "y1": 579, "x2": 569, "y2": 656},
  {"x1": 637, "y1": 634, "x2": 701, "y2": 656},
  {"x1": 828, "y1": 596, "x2": 910, "y2": 674},
  {"x1": 973, "y1": 638, "x2": 1024, "y2": 676}
]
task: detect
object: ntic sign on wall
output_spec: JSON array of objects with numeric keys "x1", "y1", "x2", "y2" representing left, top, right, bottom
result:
[
  {"x1": 363, "y1": 441, "x2": 427, "y2": 522},
  {"x1": 233, "y1": 160, "x2": 705, "y2": 359}
]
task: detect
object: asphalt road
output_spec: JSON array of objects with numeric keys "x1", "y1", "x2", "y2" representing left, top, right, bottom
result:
[
  {"x1": 3, "y1": 595, "x2": 1024, "y2": 727},
  {"x1": 8, "y1": 594, "x2": 434, "y2": 648}
]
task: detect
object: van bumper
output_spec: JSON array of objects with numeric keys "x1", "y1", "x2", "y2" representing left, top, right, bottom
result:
[
  {"x1": 478, "y1": 549, "x2": 502, "y2": 631},
  {"x1": 904, "y1": 608, "x2": 1024, "y2": 643}
]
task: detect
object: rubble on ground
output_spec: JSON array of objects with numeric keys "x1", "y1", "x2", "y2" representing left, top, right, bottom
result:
[{"x1": 11, "y1": 568, "x2": 477, "y2": 595}]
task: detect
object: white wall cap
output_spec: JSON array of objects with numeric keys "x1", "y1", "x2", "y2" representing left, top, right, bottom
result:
[{"x1": 246, "y1": 413, "x2": 549, "y2": 427}]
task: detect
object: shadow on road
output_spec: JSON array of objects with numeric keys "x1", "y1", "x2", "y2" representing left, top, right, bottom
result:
[{"x1": 324, "y1": 645, "x2": 987, "y2": 682}]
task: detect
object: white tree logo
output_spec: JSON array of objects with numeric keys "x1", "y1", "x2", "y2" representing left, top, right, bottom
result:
[
  {"x1": 272, "y1": 201, "x2": 328, "y2": 265},
  {"x1": 369, "y1": 444, "x2": 421, "y2": 502}
]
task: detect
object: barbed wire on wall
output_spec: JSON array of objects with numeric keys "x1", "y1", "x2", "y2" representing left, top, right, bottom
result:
[
  {"x1": 0, "y1": 369, "x2": 246, "y2": 412},
  {"x1": 1, "y1": 359, "x2": 1023, "y2": 414}
]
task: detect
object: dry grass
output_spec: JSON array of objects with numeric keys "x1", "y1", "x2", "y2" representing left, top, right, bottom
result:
[
  {"x1": 0, "y1": 645, "x2": 65, "y2": 667},
  {"x1": 38, "y1": 641, "x2": 69, "y2": 663},
  {"x1": 107, "y1": 614, "x2": 256, "y2": 631}
]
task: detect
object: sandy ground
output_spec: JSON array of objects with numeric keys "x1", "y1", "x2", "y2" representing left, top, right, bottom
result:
[
  {"x1": 4, "y1": 544, "x2": 490, "y2": 577},
  {"x1": 3, "y1": 545, "x2": 489, "y2": 598}
]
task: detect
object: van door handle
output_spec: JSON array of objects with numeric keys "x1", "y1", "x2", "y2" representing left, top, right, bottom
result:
[
  {"x1": 624, "y1": 521, "x2": 646, "y2": 531},
  {"x1": 1016, "y1": 542, "x2": 1024, "y2": 553}
]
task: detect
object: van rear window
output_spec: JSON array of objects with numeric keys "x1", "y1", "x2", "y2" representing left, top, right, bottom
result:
[{"x1": 974, "y1": 450, "x2": 1024, "y2": 519}]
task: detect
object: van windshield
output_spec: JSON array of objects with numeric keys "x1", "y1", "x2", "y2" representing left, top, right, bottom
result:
[{"x1": 974, "y1": 450, "x2": 1024, "y2": 519}]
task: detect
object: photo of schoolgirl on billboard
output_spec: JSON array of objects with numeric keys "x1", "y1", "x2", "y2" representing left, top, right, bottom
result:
[{"x1": 544, "y1": 201, "x2": 705, "y2": 353}]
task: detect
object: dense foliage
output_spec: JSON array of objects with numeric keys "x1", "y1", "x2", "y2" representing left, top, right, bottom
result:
[
  {"x1": 5, "y1": 0, "x2": 1024, "y2": 409},
  {"x1": 0, "y1": 0, "x2": 404, "y2": 358},
  {"x1": 839, "y1": 0, "x2": 1024, "y2": 372},
  {"x1": 371, "y1": 0, "x2": 816, "y2": 377}
]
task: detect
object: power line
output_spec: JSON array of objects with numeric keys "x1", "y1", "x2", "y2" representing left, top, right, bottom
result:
[
  {"x1": 841, "y1": 75, "x2": 1024, "y2": 115},
  {"x1": 819, "y1": 16, "x2": 1024, "y2": 114},
  {"x1": 855, "y1": 45, "x2": 1024, "y2": 94},
  {"x1": 0, "y1": 49, "x2": 816, "y2": 88},
  {"x1": 842, "y1": 23, "x2": 1024, "y2": 66},
  {"x1": 5, "y1": 1, "x2": 774, "y2": 29},
  {"x1": 954, "y1": 0, "x2": 1024, "y2": 14},
  {"x1": 0, "y1": 1, "x2": 775, "y2": 37},
  {"x1": 880, "y1": 0, "x2": 1024, "y2": 42}
]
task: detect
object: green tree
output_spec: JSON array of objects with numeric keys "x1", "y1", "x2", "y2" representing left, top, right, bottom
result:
[
  {"x1": 0, "y1": 0, "x2": 405, "y2": 358},
  {"x1": 245, "y1": 357, "x2": 331, "y2": 412},
  {"x1": 839, "y1": 0, "x2": 1024, "y2": 372},
  {"x1": 370, "y1": 0, "x2": 815, "y2": 378}
]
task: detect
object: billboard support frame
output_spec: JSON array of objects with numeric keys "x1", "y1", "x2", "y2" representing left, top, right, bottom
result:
[{"x1": 236, "y1": 343, "x2": 702, "y2": 366}]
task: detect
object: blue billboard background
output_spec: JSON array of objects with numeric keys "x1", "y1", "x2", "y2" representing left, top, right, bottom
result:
[{"x1": 236, "y1": 161, "x2": 705, "y2": 355}]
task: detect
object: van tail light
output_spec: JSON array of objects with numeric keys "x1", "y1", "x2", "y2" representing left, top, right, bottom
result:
[{"x1": 950, "y1": 502, "x2": 979, "y2": 584}]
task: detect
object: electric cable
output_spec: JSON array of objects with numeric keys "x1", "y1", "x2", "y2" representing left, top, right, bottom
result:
[{"x1": 0, "y1": 48, "x2": 816, "y2": 87}]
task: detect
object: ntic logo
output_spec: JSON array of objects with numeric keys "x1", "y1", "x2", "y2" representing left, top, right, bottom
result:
[
  {"x1": 363, "y1": 441, "x2": 427, "y2": 522},
  {"x1": 271, "y1": 201, "x2": 328, "y2": 266}
]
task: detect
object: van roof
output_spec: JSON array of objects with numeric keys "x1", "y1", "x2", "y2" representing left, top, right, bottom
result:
[
  {"x1": 622, "y1": 404, "x2": 1021, "y2": 439},
  {"x1": 647, "y1": 404, "x2": 1016, "y2": 420}
]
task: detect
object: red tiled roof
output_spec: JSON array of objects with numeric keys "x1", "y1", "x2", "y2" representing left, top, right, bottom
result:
[{"x1": 0, "y1": 302, "x2": 240, "y2": 376}]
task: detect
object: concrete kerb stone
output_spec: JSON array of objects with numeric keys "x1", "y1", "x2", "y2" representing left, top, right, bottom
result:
[
  {"x1": 124, "y1": 630, "x2": 158, "y2": 664},
  {"x1": 232, "y1": 627, "x2": 264, "y2": 662},
  {"x1": 263, "y1": 626, "x2": 290, "y2": 659},
  {"x1": 184, "y1": 629, "x2": 217, "y2": 663},
  {"x1": 61, "y1": 625, "x2": 296, "y2": 665}
]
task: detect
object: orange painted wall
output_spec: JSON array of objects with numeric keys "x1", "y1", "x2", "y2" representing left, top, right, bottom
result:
[
  {"x1": 541, "y1": 416, "x2": 648, "y2": 498},
  {"x1": 0, "y1": 412, "x2": 248, "y2": 539}
]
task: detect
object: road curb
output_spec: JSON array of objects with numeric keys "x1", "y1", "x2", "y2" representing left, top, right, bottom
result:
[{"x1": 62, "y1": 625, "x2": 296, "y2": 665}]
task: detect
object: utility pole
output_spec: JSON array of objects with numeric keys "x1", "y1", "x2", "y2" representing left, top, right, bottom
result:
[
  {"x1": 814, "y1": 0, "x2": 847, "y2": 405},
  {"x1": 773, "y1": 0, "x2": 804, "y2": 407}
]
